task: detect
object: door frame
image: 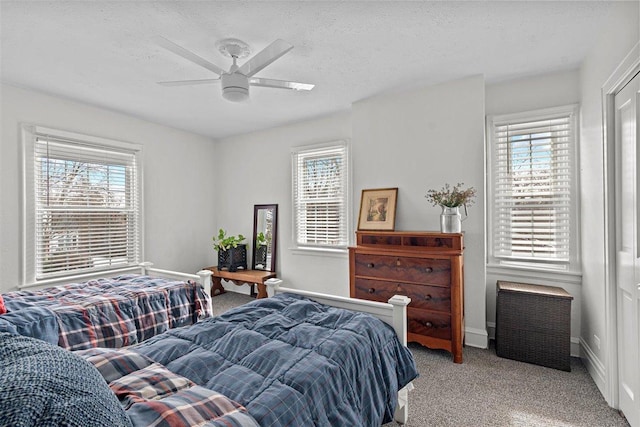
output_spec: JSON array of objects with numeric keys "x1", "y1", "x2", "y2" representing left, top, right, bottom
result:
[{"x1": 602, "y1": 41, "x2": 640, "y2": 408}]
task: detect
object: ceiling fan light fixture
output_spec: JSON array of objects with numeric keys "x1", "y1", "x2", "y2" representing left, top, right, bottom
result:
[
  {"x1": 222, "y1": 86, "x2": 249, "y2": 102},
  {"x1": 221, "y1": 73, "x2": 250, "y2": 102}
]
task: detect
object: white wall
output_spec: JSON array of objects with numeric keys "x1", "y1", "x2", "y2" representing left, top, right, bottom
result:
[
  {"x1": 486, "y1": 70, "x2": 580, "y2": 116},
  {"x1": 216, "y1": 76, "x2": 488, "y2": 348},
  {"x1": 352, "y1": 75, "x2": 487, "y2": 347},
  {"x1": 485, "y1": 70, "x2": 582, "y2": 355},
  {"x1": 214, "y1": 112, "x2": 352, "y2": 296},
  {"x1": 0, "y1": 84, "x2": 218, "y2": 292},
  {"x1": 578, "y1": 1, "x2": 639, "y2": 398}
]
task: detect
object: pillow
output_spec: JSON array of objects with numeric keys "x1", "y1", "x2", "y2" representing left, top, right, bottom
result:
[
  {"x1": 125, "y1": 385, "x2": 259, "y2": 427},
  {"x1": 75, "y1": 347, "x2": 155, "y2": 382},
  {"x1": 0, "y1": 294, "x2": 6, "y2": 315},
  {"x1": 110, "y1": 362, "x2": 194, "y2": 410},
  {"x1": 0, "y1": 306, "x2": 59, "y2": 345},
  {"x1": 0, "y1": 332, "x2": 133, "y2": 427}
]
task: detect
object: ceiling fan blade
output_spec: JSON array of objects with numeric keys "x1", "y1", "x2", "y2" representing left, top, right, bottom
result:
[
  {"x1": 250, "y1": 77, "x2": 315, "y2": 91},
  {"x1": 238, "y1": 39, "x2": 293, "y2": 77},
  {"x1": 153, "y1": 36, "x2": 226, "y2": 76},
  {"x1": 157, "y1": 78, "x2": 220, "y2": 87}
]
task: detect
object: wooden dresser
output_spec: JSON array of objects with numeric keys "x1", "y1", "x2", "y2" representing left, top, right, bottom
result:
[{"x1": 349, "y1": 231, "x2": 464, "y2": 363}]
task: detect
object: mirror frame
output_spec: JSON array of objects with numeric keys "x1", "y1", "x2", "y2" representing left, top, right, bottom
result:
[{"x1": 251, "y1": 204, "x2": 278, "y2": 272}]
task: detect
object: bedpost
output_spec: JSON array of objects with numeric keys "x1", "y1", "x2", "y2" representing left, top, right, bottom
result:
[
  {"x1": 195, "y1": 269, "x2": 213, "y2": 290},
  {"x1": 387, "y1": 295, "x2": 410, "y2": 346},
  {"x1": 139, "y1": 262, "x2": 153, "y2": 276},
  {"x1": 388, "y1": 294, "x2": 411, "y2": 426},
  {"x1": 265, "y1": 278, "x2": 283, "y2": 297},
  {"x1": 196, "y1": 269, "x2": 214, "y2": 316}
]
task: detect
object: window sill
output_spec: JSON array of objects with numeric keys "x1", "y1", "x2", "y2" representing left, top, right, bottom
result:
[
  {"x1": 290, "y1": 247, "x2": 348, "y2": 258},
  {"x1": 21, "y1": 264, "x2": 141, "y2": 290},
  {"x1": 486, "y1": 263, "x2": 582, "y2": 286}
]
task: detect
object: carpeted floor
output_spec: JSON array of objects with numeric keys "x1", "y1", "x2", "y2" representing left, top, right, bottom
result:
[
  {"x1": 389, "y1": 343, "x2": 629, "y2": 427},
  {"x1": 211, "y1": 291, "x2": 629, "y2": 427},
  {"x1": 211, "y1": 290, "x2": 256, "y2": 316}
]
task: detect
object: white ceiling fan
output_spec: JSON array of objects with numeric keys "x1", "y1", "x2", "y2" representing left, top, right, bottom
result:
[{"x1": 154, "y1": 36, "x2": 315, "y2": 102}]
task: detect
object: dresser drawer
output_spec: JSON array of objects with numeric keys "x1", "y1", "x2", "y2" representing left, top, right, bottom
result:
[
  {"x1": 354, "y1": 253, "x2": 451, "y2": 285},
  {"x1": 408, "y1": 308, "x2": 451, "y2": 340},
  {"x1": 353, "y1": 278, "x2": 451, "y2": 311}
]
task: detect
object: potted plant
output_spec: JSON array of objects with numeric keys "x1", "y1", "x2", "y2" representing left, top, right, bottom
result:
[
  {"x1": 212, "y1": 229, "x2": 247, "y2": 272},
  {"x1": 425, "y1": 183, "x2": 476, "y2": 233}
]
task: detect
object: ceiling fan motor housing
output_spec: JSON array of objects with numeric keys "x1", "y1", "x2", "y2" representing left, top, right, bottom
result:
[{"x1": 221, "y1": 72, "x2": 249, "y2": 102}]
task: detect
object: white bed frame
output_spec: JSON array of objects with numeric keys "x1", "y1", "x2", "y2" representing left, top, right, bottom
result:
[
  {"x1": 265, "y1": 278, "x2": 414, "y2": 426},
  {"x1": 138, "y1": 262, "x2": 212, "y2": 289}
]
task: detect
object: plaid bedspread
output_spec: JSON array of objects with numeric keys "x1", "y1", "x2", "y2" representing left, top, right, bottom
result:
[
  {"x1": 0, "y1": 274, "x2": 212, "y2": 350},
  {"x1": 115, "y1": 293, "x2": 419, "y2": 427},
  {"x1": 77, "y1": 347, "x2": 259, "y2": 427}
]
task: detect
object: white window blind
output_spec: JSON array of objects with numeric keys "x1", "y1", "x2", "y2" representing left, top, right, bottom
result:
[
  {"x1": 29, "y1": 130, "x2": 141, "y2": 280},
  {"x1": 489, "y1": 106, "x2": 578, "y2": 269},
  {"x1": 292, "y1": 142, "x2": 349, "y2": 249}
]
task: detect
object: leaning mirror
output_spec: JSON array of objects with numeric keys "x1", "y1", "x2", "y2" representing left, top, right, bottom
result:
[{"x1": 252, "y1": 204, "x2": 278, "y2": 272}]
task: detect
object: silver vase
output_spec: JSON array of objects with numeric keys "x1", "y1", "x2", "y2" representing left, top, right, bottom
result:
[{"x1": 440, "y1": 206, "x2": 462, "y2": 233}]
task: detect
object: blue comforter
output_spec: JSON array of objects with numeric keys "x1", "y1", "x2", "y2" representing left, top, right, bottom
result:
[
  {"x1": 0, "y1": 274, "x2": 212, "y2": 350},
  {"x1": 126, "y1": 293, "x2": 419, "y2": 426}
]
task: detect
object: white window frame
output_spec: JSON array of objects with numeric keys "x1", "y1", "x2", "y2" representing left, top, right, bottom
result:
[
  {"x1": 22, "y1": 124, "x2": 143, "y2": 287},
  {"x1": 486, "y1": 105, "x2": 581, "y2": 278},
  {"x1": 291, "y1": 140, "x2": 350, "y2": 254}
]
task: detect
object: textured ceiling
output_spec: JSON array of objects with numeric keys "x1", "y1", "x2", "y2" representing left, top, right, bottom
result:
[{"x1": 1, "y1": 1, "x2": 616, "y2": 140}]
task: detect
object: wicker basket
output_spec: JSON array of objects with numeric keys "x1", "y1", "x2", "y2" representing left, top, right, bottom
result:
[
  {"x1": 496, "y1": 281, "x2": 573, "y2": 371},
  {"x1": 217, "y1": 245, "x2": 247, "y2": 272}
]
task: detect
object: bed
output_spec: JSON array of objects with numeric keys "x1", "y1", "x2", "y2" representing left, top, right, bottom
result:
[
  {"x1": 0, "y1": 263, "x2": 213, "y2": 350},
  {"x1": 0, "y1": 281, "x2": 418, "y2": 426}
]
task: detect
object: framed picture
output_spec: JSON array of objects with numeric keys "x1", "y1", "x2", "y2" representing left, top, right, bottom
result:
[{"x1": 357, "y1": 188, "x2": 398, "y2": 231}]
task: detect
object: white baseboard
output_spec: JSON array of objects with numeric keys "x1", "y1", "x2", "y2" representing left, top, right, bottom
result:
[
  {"x1": 580, "y1": 338, "x2": 607, "y2": 398},
  {"x1": 487, "y1": 321, "x2": 581, "y2": 357},
  {"x1": 570, "y1": 337, "x2": 581, "y2": 358},
  {"x1": 487, "y1": 321, "x2": 496, "y2": 340},
  {"x1": 465, "y1": 326, "x2": 489, "y2": 349}
]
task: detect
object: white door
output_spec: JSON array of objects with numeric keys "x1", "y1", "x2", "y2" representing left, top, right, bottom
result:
[{"x1": 616, "y1": 71, "x2": 640, "y2": 427}]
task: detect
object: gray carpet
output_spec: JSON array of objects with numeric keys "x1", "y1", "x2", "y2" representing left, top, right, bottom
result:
[{"x1": 211, "y1": 291, "x2": 629, "y2": 427}]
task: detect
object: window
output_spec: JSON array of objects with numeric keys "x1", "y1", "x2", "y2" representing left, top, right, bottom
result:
[
  {"x1": 23, "y1": 125, "x2": 142, "y2": 284},
  {"x1": 487, "y1": 105, "x2": 580, "y2": 273},
  {"x1": 292, "y1": 141, "x2": 349, "y2": 251}
]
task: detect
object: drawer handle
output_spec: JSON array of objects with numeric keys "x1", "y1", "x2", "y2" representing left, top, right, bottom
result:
[
  {"x1": 368, "y1": 288, "x2": 375, "y2": 294},
  {"x1": 367, "y1": 263, "x2": 375, "y2": 268},
  {"x1": 424, "y1": 321, "x2": 433, "y2": 328},
  {"x1": 424, "y1": 294, "x2": 432, "y2": 301},
  {"x1": 396, "y1": 259, "x2": 401, "y2": 267}
]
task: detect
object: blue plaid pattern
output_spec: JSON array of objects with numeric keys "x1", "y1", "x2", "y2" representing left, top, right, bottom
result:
[
  {"x1": 78, "y1": 347, "x2": 258, "y2": 427},
  {"x1": 125, "y1": 386, "x2": 259, "y2": 427},
  {"x1": 126, "y1": 293, "x2": 419, "y2": 427},
  {"x1": 2, "y1": 274, "x2": 212, "y2": 350},
  {"x1": 75, "y1": 347, "x2": 155, "y2": 382}
]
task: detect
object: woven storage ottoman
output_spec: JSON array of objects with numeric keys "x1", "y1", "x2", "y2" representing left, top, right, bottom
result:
[{"x1": 496, "y1": 281, "x2": 573, "y2": 371}]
